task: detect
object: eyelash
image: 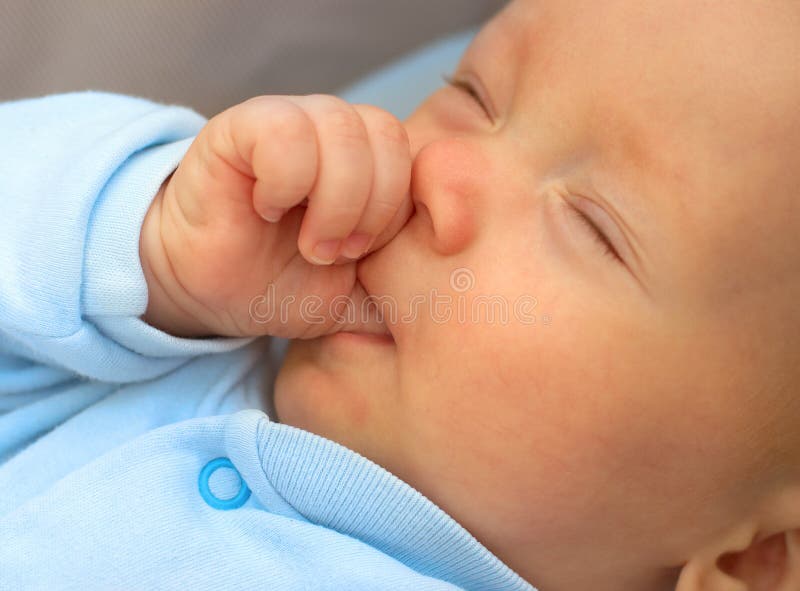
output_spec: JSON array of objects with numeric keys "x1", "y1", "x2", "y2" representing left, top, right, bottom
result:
[
  {"x1": 565, "y1": 205, "x2": 622, "y2": 262},
  {"x1": 441, "y1": 73, "x2": 493, "y2": 121}
]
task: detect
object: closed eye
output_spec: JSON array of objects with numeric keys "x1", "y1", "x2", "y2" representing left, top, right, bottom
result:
[
  {"x1": 565, "y1": 204, "x2": 623, "y2": 263},
  {"x1": 441, "y1": 72, "x2": 495, "y2": 123}
]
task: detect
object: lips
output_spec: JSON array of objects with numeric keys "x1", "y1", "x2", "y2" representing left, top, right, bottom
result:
[
  {"x1": 347, "y1": 264, "x2": 394, "y2": 341},
  {"x1": 355, "y1": 283, "x2": 393, "y2": 338}
]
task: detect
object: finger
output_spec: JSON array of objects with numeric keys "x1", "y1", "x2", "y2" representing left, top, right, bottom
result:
[
  {"x1": 370, "y1": 192, "x2": 415, "y2": 252},
  {"x1": 282, "y1": 95, "x2": 374, "y2": 265},
  {"x1": 333, "y1": 196, "x2": 414, "y2": 265},
  {"x1": 227, "y1": 97, "x2": 319, "y2": 223},
  {"x1": 338, "y1": 104, "x2": 412, "y2": 260}
]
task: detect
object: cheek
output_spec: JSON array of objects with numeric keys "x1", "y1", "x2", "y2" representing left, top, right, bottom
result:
[{"x1": 399, "y1": 277, "x2": 705, "y2": 550}]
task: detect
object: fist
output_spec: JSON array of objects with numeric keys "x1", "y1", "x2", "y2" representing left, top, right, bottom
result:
[{"x1": 139, "y1": 95, "x2": 413, "y2": 338}]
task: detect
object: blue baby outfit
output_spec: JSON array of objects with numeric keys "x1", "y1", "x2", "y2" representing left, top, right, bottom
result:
[{"x1": 0, "y1": 56, "x2": 535, "y2": 591}]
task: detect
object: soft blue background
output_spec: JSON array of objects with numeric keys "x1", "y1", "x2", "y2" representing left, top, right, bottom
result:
[{"x1": 338, "y1": 29, "x2": 476, "y2": 119}]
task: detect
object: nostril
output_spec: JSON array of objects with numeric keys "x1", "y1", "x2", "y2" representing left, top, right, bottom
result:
[{"x1": 412, "y1": 199, "x2": 432, "y2": 226}]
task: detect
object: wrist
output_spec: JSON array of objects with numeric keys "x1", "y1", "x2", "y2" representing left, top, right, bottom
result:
[{"x1": 139, "y1": 178, "x2": 217, "y2": 338}]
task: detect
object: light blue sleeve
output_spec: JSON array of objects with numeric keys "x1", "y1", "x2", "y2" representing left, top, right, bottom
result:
[{"x1": 0, "y1": 92, "x2": 255, "y2": 393}]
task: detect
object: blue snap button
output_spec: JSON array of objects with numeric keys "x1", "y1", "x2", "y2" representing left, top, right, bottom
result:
[{"x1": 198, "y1": 457, "x2": 251, "y2": 510}]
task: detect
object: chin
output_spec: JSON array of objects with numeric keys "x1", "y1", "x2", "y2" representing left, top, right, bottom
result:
[{"x1": 273, "y1": 337, "x2": 397, "y2": 450}]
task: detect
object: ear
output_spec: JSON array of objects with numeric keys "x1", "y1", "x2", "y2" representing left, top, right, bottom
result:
[{"x1": 675, "y1": 492, "x2": 800, "y2": 591}]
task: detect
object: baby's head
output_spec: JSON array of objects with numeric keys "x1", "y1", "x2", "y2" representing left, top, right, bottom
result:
[{"x1": 275, "y1": 0, "x2": 800, "y2": 588}]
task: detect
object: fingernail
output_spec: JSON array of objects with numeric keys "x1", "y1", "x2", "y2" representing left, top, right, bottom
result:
[
  {"x1": 341, "y1": 233, "x2": 372, "y2": 259},
  {"x1": 260, "y1": 207, "x2": 286, "y2": 223},
  {"x1": 311, "y1": 240, "x2": 341, "y2": 265}
]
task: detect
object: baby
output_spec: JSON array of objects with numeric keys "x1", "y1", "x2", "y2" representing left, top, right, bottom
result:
[{"x1": 2, "y1": 0, "x2": 799, "y2": 589}]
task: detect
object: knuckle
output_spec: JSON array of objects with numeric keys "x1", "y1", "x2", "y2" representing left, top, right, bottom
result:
[
  {"x1": 236, "y1": 97, "x2": 314, "y2": 144},
  {"x1": 262, "y1": 101, "x2": 315, "y2": 146},
  {"x1": 200, "y1": 116, "x2": 245, "y2": 177},
  {"x1": 240, "y1": 94, "x2": 275, "y2": 109},
  {"x1": 370, "y1": 190, "x2": 404, "y2": 214},
  {"x1": 317, "y1": 100, "x2": 368, "y2": 147},
  {"x1": 361, "y1": 106, "x2": 409, "y2": 149}
]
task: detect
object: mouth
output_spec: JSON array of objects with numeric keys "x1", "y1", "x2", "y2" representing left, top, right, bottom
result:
[{"x1": 336, "y1": 266, "x2": 395, "y2": 343}]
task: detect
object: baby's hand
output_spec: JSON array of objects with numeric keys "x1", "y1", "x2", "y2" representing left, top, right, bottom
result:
[{"x1": 139, "y1": 95, "x2": 412, "y2": 338}]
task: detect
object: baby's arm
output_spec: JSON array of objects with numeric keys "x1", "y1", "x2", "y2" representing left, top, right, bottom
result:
[{"x1": 138, "y1": 95, "x2": 412, "y2": 340}]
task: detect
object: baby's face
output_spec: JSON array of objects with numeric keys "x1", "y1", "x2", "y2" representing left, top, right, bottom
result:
[{"x1": 276, "y1": 0, "x2": 800, "y2": 588}]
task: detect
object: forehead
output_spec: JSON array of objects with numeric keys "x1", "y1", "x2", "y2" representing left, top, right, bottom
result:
[{"x1": 489, "y1": 0, "x2": 800, "y2": 179}]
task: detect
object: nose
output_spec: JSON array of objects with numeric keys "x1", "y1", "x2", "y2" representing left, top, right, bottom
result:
[{"x1": 409, "y1": 137, "x2": 484, "y2": 256}]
